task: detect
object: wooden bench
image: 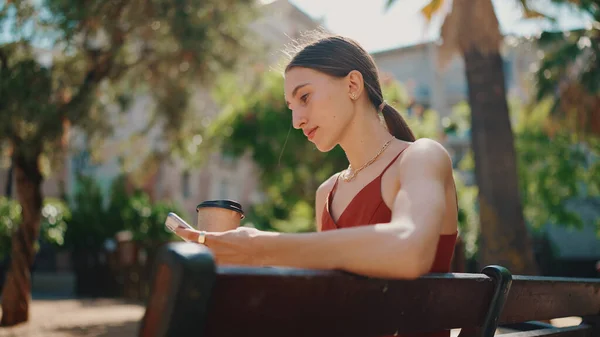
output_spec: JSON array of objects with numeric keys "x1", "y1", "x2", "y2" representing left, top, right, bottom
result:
[{"x1": 138, "y1": 243, "x2": 600, "y2": 337}]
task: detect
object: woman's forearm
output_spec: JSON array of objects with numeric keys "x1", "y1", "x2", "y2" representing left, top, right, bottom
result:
[{"x1": 257, "y1": 222, "x2": 430, "y2": 279}]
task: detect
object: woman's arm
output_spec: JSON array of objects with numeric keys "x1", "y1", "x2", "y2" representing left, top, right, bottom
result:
[
  {"x1": 176, "y1": 139, "x2": 454, "y2": 279},
  {"x1": 256, "y1": 139, "x2": 453, "y2": 279}
]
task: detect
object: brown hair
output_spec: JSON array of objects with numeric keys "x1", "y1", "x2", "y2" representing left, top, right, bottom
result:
[{"x1": 285, "y1": 34, "x2": 416, "y2": 142}]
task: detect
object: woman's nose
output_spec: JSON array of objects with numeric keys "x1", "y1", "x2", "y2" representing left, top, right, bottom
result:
[{"x1": 292, "y1": 109, "x2": 307, "y2": 130}]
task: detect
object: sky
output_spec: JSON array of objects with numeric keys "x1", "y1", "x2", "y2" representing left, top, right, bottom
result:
[
  {"x1": 1, "y1": 0, "x2": 591, "y2": 52},
  {"x1": 287, "y1": 0, "x2": 592, "y2": 53}
]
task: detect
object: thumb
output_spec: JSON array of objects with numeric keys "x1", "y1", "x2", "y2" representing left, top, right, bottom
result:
[{"x1": 174, "y1": 228, "x2": 200, "y2": 242}]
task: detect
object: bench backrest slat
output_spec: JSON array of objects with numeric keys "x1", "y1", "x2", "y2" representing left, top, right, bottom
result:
[
  {"x1": 500, "y1": 276, "x2": 600, "y2": 324},
  {"x1": 139, "y1": 244, "x2": 600, "y2": 337},
  {"x1": 202, "y1": 267, "x2": 494, "y2": 337}
]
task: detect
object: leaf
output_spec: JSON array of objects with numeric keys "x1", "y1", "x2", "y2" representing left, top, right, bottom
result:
[
  {"x1": 384, "y1": 0, "x2": 446, "y2": 20},
  {"x1": 517, "y1": 0, "x2": 553, "y2": 19},
  {"x1": 420, "y1": 0, "x2": 446, "y2": 21},
  {"x1": 437, "y1": 0, "x2": 464, "y2": 68},
  {"x1": 538, "y1": 31, "x2": 572, "y2": 46},
  {"x1": 532, "y1": 22, "x2": 600, "y2": 137},
  {"x1": 522, "y1": 9, "x2": 548, "y2": 19},
  {"x1": 384, "y1": 0, "x2": 397, "y2": 10}
]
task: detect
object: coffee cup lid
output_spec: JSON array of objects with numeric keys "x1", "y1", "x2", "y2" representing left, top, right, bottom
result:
[{"x1": 196, "y1": 199, "x2": 245, "y2": 219}]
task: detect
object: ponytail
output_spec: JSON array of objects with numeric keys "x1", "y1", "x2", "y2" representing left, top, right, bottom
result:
[
  {"x1": 364, "y1": 81, "x2": 416, "y2": 142},
  {"x1": 381, "y1": 104, "x2": 416, "y2": 142}
]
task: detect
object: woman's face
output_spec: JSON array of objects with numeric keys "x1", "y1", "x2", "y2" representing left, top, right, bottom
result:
[{"x1": 284, "y1": 67, "x2": 355, "y2": 152}]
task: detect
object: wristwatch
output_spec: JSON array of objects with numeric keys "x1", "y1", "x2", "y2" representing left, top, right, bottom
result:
[{"x1": 197, "y1": 231, "x2": 206, "y2": 244}]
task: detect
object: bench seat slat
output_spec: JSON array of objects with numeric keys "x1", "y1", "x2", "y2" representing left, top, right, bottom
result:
[{"x1": 500, "y1": 325, "x2": 592, "y2": 337}]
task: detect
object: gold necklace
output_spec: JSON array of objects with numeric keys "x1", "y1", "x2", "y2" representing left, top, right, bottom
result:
[{"x1": 341, "y1": 138, "x2": 394, "y2": 182}]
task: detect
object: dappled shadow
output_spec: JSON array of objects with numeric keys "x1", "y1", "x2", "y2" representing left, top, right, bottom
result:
[
  {"x1": 63, "y1": 297, "x2": 145, "y2": 308},
  {"x1": 24, "y1": 296, "x2": 146, "y2": 311},
  {"x1": 0, "y1": 298, "x2": 145, "y2": 337},
  {"x1": 52, "y1": 319, "x2": 141, "y2": 337}
]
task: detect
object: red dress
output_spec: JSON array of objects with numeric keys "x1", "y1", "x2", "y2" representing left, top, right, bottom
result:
[{"x1": 321, "y1": 148, "x2": 458, "y2": 337}]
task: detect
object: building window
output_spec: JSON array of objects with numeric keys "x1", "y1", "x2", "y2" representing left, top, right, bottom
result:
[
  {"x1": 503, "y1": 59, "x2": 513, "y2": 89},
  {"x1": 221, "y1": 152, "x2": 236, "y2": 168},
  {"x1": 182, "y1": 171, "x2": 190, "y2": 198},
  {"x1": 415, "y1": 85, "x2": 430, "y2": 100},
  {"x1": 219, "y1": 178, "x2": 230, "y2": 199}
]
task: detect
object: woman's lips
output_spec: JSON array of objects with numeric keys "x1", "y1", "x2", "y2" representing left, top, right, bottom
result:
[{"x1": 305, "y1": 127, "x2": 318, "y2": 140}]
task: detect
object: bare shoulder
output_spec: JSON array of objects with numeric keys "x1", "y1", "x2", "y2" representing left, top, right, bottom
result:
[
  {"x1": 399, "y1": 138, "x2": 453, "y2": 177},
  {"x1": 316, "y1": 172, "x2": 340, "y2": 199},
  {"x1": 314, "y1": 172, "x2": 340, "y2": 231}
]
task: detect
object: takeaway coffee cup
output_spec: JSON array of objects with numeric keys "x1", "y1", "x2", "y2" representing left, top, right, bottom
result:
[{"x1": 196, "y1": 199, "x2": 245, "y2": 232}]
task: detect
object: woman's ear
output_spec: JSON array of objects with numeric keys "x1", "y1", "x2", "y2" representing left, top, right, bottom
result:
[{"x1": 347, "y1": 70, "x2": 365, "y2": 101}]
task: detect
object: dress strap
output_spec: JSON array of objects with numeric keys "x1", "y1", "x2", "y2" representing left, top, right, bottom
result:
[
  {"x1": 329, "y1": 145, "x2": 409, "y2": 206},
  {"x1": 326, "y1": 172, "x2": 342, "y2": 208},
  {"x1": 330, "y1": 172, "x2": 341, "y2": 195},
  {"x1": 379, "y1": 145, "x2": 410, "y2": 177},
  {"x1": 324, "y1": 173, "x2": 342, "y2": 229}
]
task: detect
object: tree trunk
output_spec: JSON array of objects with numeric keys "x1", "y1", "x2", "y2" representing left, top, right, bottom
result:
[
  {"x1": 4, "y1": 160, "x2": 13, "y2": 197},
  {"x1": 464, "y1": 49, "x2": 539, "y2": 275},
  {"x1": 0, "y1": 152, "x2": 43, "y2": 326}
]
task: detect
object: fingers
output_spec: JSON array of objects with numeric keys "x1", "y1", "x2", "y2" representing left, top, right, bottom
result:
[{"x1": 174, "y1": 228, "x2": 201, "y2": 243}]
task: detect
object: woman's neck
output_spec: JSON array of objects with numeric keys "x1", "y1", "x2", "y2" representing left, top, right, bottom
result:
[{"x1": 338, "y1": 110, "x2": 395, "y2": 170}]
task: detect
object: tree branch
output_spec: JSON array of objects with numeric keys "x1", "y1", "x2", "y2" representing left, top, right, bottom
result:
[
  {"x1": 60, "y1": 1, "x2": 131, "y2": 126},
  {"x1": 0, "y1": 48, "x2": 13, "y2": 141},
  {"x1": 109, "y1": 50, "x2": 152, "y2": 80},
  {"x1": 0, "y1": 48, "x2": 8, "y2": 71}
]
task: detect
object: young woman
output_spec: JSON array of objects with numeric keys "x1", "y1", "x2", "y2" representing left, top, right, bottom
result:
[{"x1": 176, "y1": 33, "x2": 458, "y2": 291}]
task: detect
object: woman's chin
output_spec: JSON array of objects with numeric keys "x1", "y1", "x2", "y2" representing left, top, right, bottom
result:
[{"x1": 314, "y1": 141, "x2": 336, "y2": 153}]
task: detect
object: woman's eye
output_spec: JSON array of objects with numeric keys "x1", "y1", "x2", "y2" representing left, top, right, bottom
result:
[{"x1": 301, "y1": 93, "x2": 309, "y2": 103}]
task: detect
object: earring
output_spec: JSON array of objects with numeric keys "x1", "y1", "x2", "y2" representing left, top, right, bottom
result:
[{"x1": 350, "y1": 92, "x2": 357, "y2": 100}]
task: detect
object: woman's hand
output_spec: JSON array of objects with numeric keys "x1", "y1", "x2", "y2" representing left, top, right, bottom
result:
[{"x1": 174, "y1": 226, "x2": 277, "y2": 266}]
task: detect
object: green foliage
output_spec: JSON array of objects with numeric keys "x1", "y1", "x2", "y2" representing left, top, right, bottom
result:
[
  {"x1": 453, "y1": 172, "x2": 479, "y2": 258},
  {"x1": 439, "y1": 95, "x2": 600, "y2": 252},
  {"x1": 514, "y1": 98, "x2": 600, "y2": 231},
  {"x1": 40, "y1": 198, "x2": 71, "y2": 247},
  {"x1": 0, "y1": 197, "x2": 21, "y2": 260},
  {"x1": 531, "y1": 1, "x2": 600, "y2": 135},
  {"x1": 0, "y1": 1, "x2": 257, "y2": 306},
  {"x1": 441, "y1": 101, "x2": 480, "y2": 258},
  {"x1": 382, "y1": 79, "x2": 442, "y2": 139},
  {"x1": 449, "y1": 97, "x2": 600, "y2": 234},
  {"x1": 0, "y1": 197, "x2": 70, "y2": 260},
  {"x1": 64, "y1": 175, "x2": 182, "y2": 251},
  {"x1": 64, "y1": 175, "x2": 116, "y2": 250},
  {"x1": 0, "y1": 0, "x2": 258, "y2": 170},
  {"x1": 0, "y1": 175, "x2": 182, "y2": 256},
  {"x1": 443, "y1": 101, "x2": 472, "y2": 138},
  {"x1": 106, "y1": 176, "x2": 183, "y2": 244}
]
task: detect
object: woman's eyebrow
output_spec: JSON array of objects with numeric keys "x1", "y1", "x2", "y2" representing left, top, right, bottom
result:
[{"x1": 286, "y1": 82, "x2": 310, "y2": 107}]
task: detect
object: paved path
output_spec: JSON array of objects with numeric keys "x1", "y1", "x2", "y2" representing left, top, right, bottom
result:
[
  {"x1": 0, "y1": 298, "x2": 583, "y2": 337},
  {"x1": 0, "y1": 298, "x2": 145, "y2": 337}
]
